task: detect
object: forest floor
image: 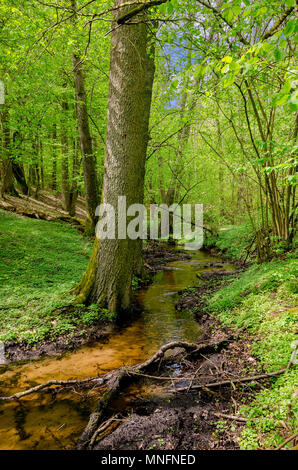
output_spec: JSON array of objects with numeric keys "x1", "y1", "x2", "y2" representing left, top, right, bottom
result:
[
  {"x1": 0, "y1": 208, "x2": 189, "y2": 361},
  {"x1": 0, "y1": 206, "x2": 297, "y2": 449},
  {"x1": 93, "y1": 271, "x2": 253, "y2": 451},
  {"x1": 92, "y1": 233, "x2": 297, "y2": 451}
]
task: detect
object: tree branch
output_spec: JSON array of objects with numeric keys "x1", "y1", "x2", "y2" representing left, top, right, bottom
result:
[
  {"x1": 117, "y1": 0, "x2": 169, "y2": 25},
  {"x1": 262, "y1": 7, "x2": 294, "y2": 40}
]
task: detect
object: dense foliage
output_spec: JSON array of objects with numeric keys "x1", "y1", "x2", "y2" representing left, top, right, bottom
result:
[{"x1": 0, "y1": 1, "x2": 296, "y2": 258}]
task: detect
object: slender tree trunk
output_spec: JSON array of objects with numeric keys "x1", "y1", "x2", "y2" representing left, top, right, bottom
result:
[
  {"x1": 71, "y1": 0, "x2": 99, "y2": 234},
  {"x1": 0, "y1": 107, "x2": 17, "y2": 197},
  {"x1": 51, "y1": 123, "x2": 57, "y2": 191},
  {"x1": 69, "y1": 137, "x2": 80, "y2": 217},
  {"x1": 60, "y1": 96, "x2": 79, "y2": 216},
  {"x1": 12, "y1": 161, "x2": 28, "y2": 195},
  {"x1": 61, "y1": 125, "x2": 71, "y2": 212},
  {"x1": 40, "y1": 141, "x2": 44, "y2": 189},
  {"x1": 75, "y1": 2, "x2": 153, "y2": 312},
  {"x1": 11, "y1": 131, "x2": 29, "y2": 195}
]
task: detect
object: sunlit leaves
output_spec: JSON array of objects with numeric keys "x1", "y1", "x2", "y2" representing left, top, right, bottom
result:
[
  {"x1": 283, "y1": 19, "x2": 296, "y2": 37},
  {"x1": 222, "y1": 56, "x2": 233, "y2": 64},
  {"x1": 223, "y1": 73, "x2": 236, "y2": 88}
]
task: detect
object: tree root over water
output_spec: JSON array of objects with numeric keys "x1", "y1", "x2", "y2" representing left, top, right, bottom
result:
[
  {"x1": 76, "y1": 337, "x2": 231, "y2": 449},
  {"x1": 1, "y1": 336, "x2": 295, "y2": 450}
]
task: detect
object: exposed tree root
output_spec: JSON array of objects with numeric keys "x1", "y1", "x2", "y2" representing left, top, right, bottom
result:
[
  {"x1": 0, "y1": 378, "x2": 95, "y2": 401},
  {"x1": 0, "y1": 338, "x2": 228, "y2": 403},
  {"x1": 1, "y1": 335, "x2": 295, "y2": 450},
  {"x1": 76, "y1": 336, "x2": 231, "y2": 449}
]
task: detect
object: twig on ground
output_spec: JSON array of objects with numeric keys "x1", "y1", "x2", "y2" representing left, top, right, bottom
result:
[{"x1": 275, "y1": 431, "x2": 298, "y2": 451}]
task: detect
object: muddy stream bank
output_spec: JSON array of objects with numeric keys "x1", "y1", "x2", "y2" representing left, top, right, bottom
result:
[{"x1": 0, "y1": 246, "x2": 236, "y2": 450}]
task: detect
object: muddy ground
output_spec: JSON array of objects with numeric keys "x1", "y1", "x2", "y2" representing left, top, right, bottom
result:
[
  {"x1": 4, "y1": 242, "x2": 190, "y2": 362},
  {"x1": 92, "y1": 268, "x2": 265, "y2": 451}
]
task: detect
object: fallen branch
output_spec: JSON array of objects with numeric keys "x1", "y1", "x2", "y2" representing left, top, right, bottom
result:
[
  {"x1": 212, "y1": 412, "x2": 248, "y2": 423},
  {"x1": 76, "y1": 336, "x2": 230, "y2": 449},
  {"x1": 89, "y1": 415, "x2": 122, "y2": 448},
  {"x1": 117, "y1": 0, "x2": 168, "y2": 25},
  {"x1": 0, "y1": 338, "x2": 228, "y2": 404},
  {"x1": 275, "y1": 431, "x2": 298, "y2": 451},
  {"x1": 0, "y1": 377, "x2": 95, "y2": 401},
  {"x1": 174, "y1": 367, "x2": 288, "y2": 393}
]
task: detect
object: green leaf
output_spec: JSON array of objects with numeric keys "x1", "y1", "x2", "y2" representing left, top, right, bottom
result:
[
  {"x1": 256, "y1": 6, "x2": 268, "y2": 17},
  {"x1": 288, "y1": 174, "x2": 296, "y2": 184},
  {"x1": 289, "y1": 101, "x2": 298, "y2": 111},
  {"x1": 221, "y1": 63, "x2": 230, "y2": 74},
  {"x1": 222, "y1": 56, "x2": 233, "y2": 64},
  {"x1": 232, "y1": 5, "x2": 241, "y2": 17},
  {"x1": 274, "y1": 48, "x2": 281, "y2": 61},
  {"x1": 223, "y1": 73, "x2": 236, "y2": 88},
  {"x1": 224, "y1": 8, "x2": 234, "y2": 23},
  {"x1": 284, "y1": 19, "x2": 296, "y2": 37},
  {"x1": 194, "y1": 65, "x2": 206, "y2": 78},
  {"x1": 280, "y1": 80, "x2": 292, "y2": 95},
  {"x1": 158, "y1": 2, "x2": 167, "y2": 14},
  {"x1": 167, "y1": 2, "x2": 174, "y2": 15},
  {"x1": 272, "y1": 93, "x2": 289, "y2": 107},
  {"x1": 243, "y1": 6, "x2": 252, "y2": 18}
]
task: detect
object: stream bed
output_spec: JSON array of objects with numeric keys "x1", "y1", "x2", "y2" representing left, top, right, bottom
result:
[{"x1": 0, "y1": 248, "x2": 233, "y2": 450}]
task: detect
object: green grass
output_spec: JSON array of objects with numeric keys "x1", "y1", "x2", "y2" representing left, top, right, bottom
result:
[
  {"x1": 206, "y1": 248, "x2": 298, "y2": 449},
  {"x1": 0, "y1": 210, "x2": 108, "y2": 344}
]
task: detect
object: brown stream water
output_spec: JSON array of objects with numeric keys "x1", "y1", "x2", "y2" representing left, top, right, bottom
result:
[{"x1": 0, "y1": 248, "x2": 233, "y2": 450}]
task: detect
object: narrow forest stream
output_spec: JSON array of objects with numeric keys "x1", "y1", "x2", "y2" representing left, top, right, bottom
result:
[{"x1": 0, "y1": 248, "x2": 234, "y2": 450}]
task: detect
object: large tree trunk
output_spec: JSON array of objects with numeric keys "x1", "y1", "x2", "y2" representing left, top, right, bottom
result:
[
  {"x1": 75, "y1": 2, "x2": 154, "y2": 311},
  {"x1": 0, "y1": 108, "x2": 17, "y2": 197},
  {"x1": 134, "y1": 35, "x2": 156, "y2": 277}
]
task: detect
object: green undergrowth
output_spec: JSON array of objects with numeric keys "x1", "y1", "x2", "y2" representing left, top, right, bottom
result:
[
  {"x1": 204, "y1": 223, "x2": 255, "y2": 261},
  {"x1": 206, "y1": 241, "x2": 297, "y2": 449},
  {"x1": 0, "y1": 210, "x2": 113, "y2": 345}
]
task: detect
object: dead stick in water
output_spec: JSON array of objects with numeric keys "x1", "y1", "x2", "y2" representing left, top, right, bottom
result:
[
  {"x1": 0, "y1": 377, "x2": 96, "y2": 401},
  {"x1": 0, "y1": 339, "x2": 224, "y2": 402}
]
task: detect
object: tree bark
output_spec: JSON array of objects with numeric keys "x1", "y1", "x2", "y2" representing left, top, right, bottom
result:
[
  {"x1": 75, "y1": 1, "x2": 154, "y2": 312},
  {"x1": 11, "y1": 131, "x2": 29, "y2": 195},
  {"x1": 73, "y1": 53, "x2": 99, "y2": 233},
  {"x1": 51, "y1": 123, "x2": 57, "y2": 191},
  {"x1": 71, "y1": 0, "x2": 99, "y2": 234},
  {"x1": 12, "y1": 161, "x2": 28, "y2": 195},
  {"x1": 0, "y1": 107, "x2": 17, "y2": 197}
]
